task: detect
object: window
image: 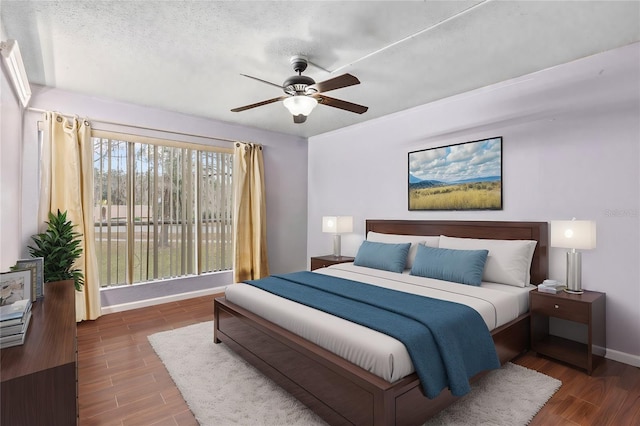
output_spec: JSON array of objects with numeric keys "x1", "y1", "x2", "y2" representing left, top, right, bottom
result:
[{"x1": 93, "y1": 134, "x2": 233, "y2": 287}]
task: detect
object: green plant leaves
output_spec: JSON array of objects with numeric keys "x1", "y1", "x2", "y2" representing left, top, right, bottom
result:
[{"x1": 28, "y1": 210, "x2": 84, "y2": 291}]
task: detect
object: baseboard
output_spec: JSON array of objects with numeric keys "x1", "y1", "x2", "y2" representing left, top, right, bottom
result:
[
  {"x1": 605, "y1": 347, "x2": 640, "y2": 368},
  {"x1": 101, "y1": 286, "x2": 225, "y2": 315}
]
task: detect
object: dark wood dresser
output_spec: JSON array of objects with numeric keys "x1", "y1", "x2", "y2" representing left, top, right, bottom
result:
[{"x1": 1, "y1": 280, "x2": 77, "y2": 425}]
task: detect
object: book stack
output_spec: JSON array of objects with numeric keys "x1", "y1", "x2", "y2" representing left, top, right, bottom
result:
[
  {"x1": 538, "y1": 280, "x2": 567, "y2": 294},
  {"x1": 0, "y1": 299, "x2": 33, "y2": 348}
]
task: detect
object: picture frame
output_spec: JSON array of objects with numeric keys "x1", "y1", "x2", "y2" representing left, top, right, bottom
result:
[
  {"x1": 0, "y1": 269, "x2": 32, "y2": 307},
  {"x1": 408, "y1": 137, "x2": 503, "y2": 211},
  {"x1": 16, "y1": 258, "x2": 44, "y2": 301}
]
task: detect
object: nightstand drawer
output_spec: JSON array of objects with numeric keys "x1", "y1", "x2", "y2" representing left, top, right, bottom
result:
[
  {"x1": 531, "y1": 295, "x2": 589, "y2": 323},
  {"x1": 311, "y1": 259, "x2": 333, "y2": 270}
]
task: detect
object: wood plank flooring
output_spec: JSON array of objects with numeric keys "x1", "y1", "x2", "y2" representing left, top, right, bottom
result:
[
  {"x1": 78, "y1": 294, "x2": 219, "y2": 426},
  {"x1": 78, "y1": 295, "x2": 640, "y2": 425}
]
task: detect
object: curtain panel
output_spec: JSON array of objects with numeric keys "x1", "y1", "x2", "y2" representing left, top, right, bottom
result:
[
  {"x1": 233, "y1": 142, "x2": 269, "y2": 282},
  {"x1": 39, "y1": 112, "x2": 101, "y2": 321}
]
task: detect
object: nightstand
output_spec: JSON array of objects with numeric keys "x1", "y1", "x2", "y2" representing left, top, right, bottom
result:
[
  {"x1": 310, "y1": 255, "x2": 355, "y2": 271},
  {"x1": 530, "y1": 289, "x2": 605, "y2": 374}
]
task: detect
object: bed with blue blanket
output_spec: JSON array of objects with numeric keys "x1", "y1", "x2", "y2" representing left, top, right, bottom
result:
[{"x1": 214, "y1": 220, "x2": 548, "y2": 426}]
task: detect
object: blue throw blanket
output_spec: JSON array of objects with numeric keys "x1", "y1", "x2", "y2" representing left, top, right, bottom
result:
[{"x1": 245, "y1": 271, "x2": 499, "y2": 398}]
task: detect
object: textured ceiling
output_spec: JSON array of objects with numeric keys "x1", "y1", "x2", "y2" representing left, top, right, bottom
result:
[{"x1": 2, "y1": 1, "x2": 639, "y2": 138}]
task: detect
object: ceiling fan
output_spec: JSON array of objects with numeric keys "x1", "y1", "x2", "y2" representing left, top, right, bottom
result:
[{"x1": 231, "y1": 55, "x2": 368, "y2": 123}]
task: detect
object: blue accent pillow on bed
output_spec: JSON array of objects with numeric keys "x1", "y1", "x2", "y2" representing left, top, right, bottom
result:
[
  {"x1": 410, "y1": 244, "x2": 489, "y2": 286},
  {"x1": 353, "y1": 241, "x2": 411, "y2": 273}
]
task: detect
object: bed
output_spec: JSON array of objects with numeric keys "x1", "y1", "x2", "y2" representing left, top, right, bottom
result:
[{"x1": 214, "y1": 220, "x2": 548, "y2": 426}]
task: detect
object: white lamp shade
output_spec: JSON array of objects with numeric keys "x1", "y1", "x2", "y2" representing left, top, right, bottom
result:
[
  {"x1": 550, "y1": 220, "x2": 596, "y2": 250},
  {"x1": 283, "y1": 95, "x2": 318, "y2": 116},
  {"x1": 322, "y1": 216, "x2": 353, "y2": 234}
]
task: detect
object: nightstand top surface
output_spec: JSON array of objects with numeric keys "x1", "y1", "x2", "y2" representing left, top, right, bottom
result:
[
  {"x1": 533, "y1": 288, "x2": 605, "y2": 303},
  {"x1": 312, "y1": 255, "x2": 355, "y2": 261}
]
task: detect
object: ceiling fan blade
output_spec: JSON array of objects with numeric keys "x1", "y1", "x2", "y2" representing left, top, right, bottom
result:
[
  {"x1": 312, "y1": 94, "x2": 368, "y2": 114},
  {"x1": 308, "y1": 73, "x2": 360, "y2": 93},
  {"x1": 231, "y1": 96, "x2": 288, "y2": 112},
  {"x1": 293, "y1": 114, "x2": 307, "y2": 124},
  {"x1": 240, "y1": 73, "x2": 282, "y2": 89}
]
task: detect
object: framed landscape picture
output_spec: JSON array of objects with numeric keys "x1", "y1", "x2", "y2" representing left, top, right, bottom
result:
[{"x1": 408, "y1": 137, "x2": 502, "y2": 210}]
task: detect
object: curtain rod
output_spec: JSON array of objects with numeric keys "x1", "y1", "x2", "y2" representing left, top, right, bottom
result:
[{"x1": 26, "y1": 107, "x2": 239, "y2": 144}]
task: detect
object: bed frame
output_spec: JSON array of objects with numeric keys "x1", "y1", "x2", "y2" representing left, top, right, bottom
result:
[{"x1": 214, "y1": 220, "x2": 548, "y2": 426}]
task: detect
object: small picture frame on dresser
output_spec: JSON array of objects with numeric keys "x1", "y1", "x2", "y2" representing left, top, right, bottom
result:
[{"x1": 15, "y1": 258, "x2": 44, "y2": 301}]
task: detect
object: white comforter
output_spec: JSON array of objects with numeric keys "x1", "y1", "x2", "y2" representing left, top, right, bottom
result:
[{"x1": 224, "y1": 263, "x2": 532, "y2": 383}]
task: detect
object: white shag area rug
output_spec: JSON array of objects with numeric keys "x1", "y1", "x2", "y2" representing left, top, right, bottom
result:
[{"x1": 148, "y1": 321, "x2": 561, "y2": 426}]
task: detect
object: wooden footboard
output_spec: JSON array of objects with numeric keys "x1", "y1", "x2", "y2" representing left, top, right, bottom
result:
[{"x1": 214, "y1": 296, "x2": 530, "y2": 426}]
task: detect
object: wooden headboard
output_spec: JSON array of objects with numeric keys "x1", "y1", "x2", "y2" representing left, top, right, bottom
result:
[{"x1": 365, "y1": 220, "x2": 548, "y2": 285}]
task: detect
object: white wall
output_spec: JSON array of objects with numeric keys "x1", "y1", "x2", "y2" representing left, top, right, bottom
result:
[
  {"x1": 308, "y1": 43, "x2": 640, "y2": 364},
  {"x1": 0, "y1": 52, "x2": 24, "y2": 271},
  {"x1": 17, "y1": 85, "x2": 308, "y2": 307}
]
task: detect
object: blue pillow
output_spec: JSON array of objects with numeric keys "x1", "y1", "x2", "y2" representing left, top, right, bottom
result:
[
  {"x1": 410, "y1": 245, "x2": 489, "y2": 286},
  {"x1": 353, "y1": 241, "x2": 411, "y2": 273}
]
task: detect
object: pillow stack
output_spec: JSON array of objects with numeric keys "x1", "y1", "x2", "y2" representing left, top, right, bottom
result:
[{"x1": 351, "y1": 232, "x2": 537, "y2": 287}]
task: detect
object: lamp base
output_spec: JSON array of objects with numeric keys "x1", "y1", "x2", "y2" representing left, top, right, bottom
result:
[
  {"x1": 333, "y1": 234, "x2": 342, "y2": 258},
  {"x1": 565, "y1": 250, "x2": 583, "y2": 294}
]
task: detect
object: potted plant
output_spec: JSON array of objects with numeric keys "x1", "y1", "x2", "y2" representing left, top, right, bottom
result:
[{"x1": 28, "y1": 210, "x2": 84, "y2": 291}]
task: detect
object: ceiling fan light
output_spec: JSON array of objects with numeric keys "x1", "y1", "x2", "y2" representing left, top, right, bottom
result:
[{"x1": 283, "y1": 95, "x2": 318, "y2": 116}]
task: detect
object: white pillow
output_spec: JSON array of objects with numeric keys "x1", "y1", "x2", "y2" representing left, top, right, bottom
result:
[
  {"x1": 439, "y1": 235, "x2": 537, "y2": 287},
  {"x1": 366, "y1": 232, "x2": 439, "y2": 270}
]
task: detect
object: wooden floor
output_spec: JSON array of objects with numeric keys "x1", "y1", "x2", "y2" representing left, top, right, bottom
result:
[
  {"x1": 78, "y1": 294, "x2": 219, "y2": 426},
  {"x1": 78, "y1": 295, "x2": 640, "y2": 426}
]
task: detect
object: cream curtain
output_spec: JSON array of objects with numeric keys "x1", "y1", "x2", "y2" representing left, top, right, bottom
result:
[
  {"x1": 39, "y1": 112, "x2": 101, "y2": 321},
  {"x1": 233, "y1": 142, "x2": 269, "y2": 282}
]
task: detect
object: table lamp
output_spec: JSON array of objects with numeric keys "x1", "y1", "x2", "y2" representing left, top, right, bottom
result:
[
  {"x1": 550, "y1": 219, "x2": 596, "y2": 294},
  {"x1": 322, "y1": 216, "x2": 353, "y2": 258}
]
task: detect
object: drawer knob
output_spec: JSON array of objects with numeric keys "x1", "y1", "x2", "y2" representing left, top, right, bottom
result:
[{"x1": 554, "y1": 304, "x2": 559, "y2": 309}]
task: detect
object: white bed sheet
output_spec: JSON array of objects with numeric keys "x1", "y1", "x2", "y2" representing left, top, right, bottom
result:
[{"x1": 224, "y1": 263, "x2": 531, "y2": 383}]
